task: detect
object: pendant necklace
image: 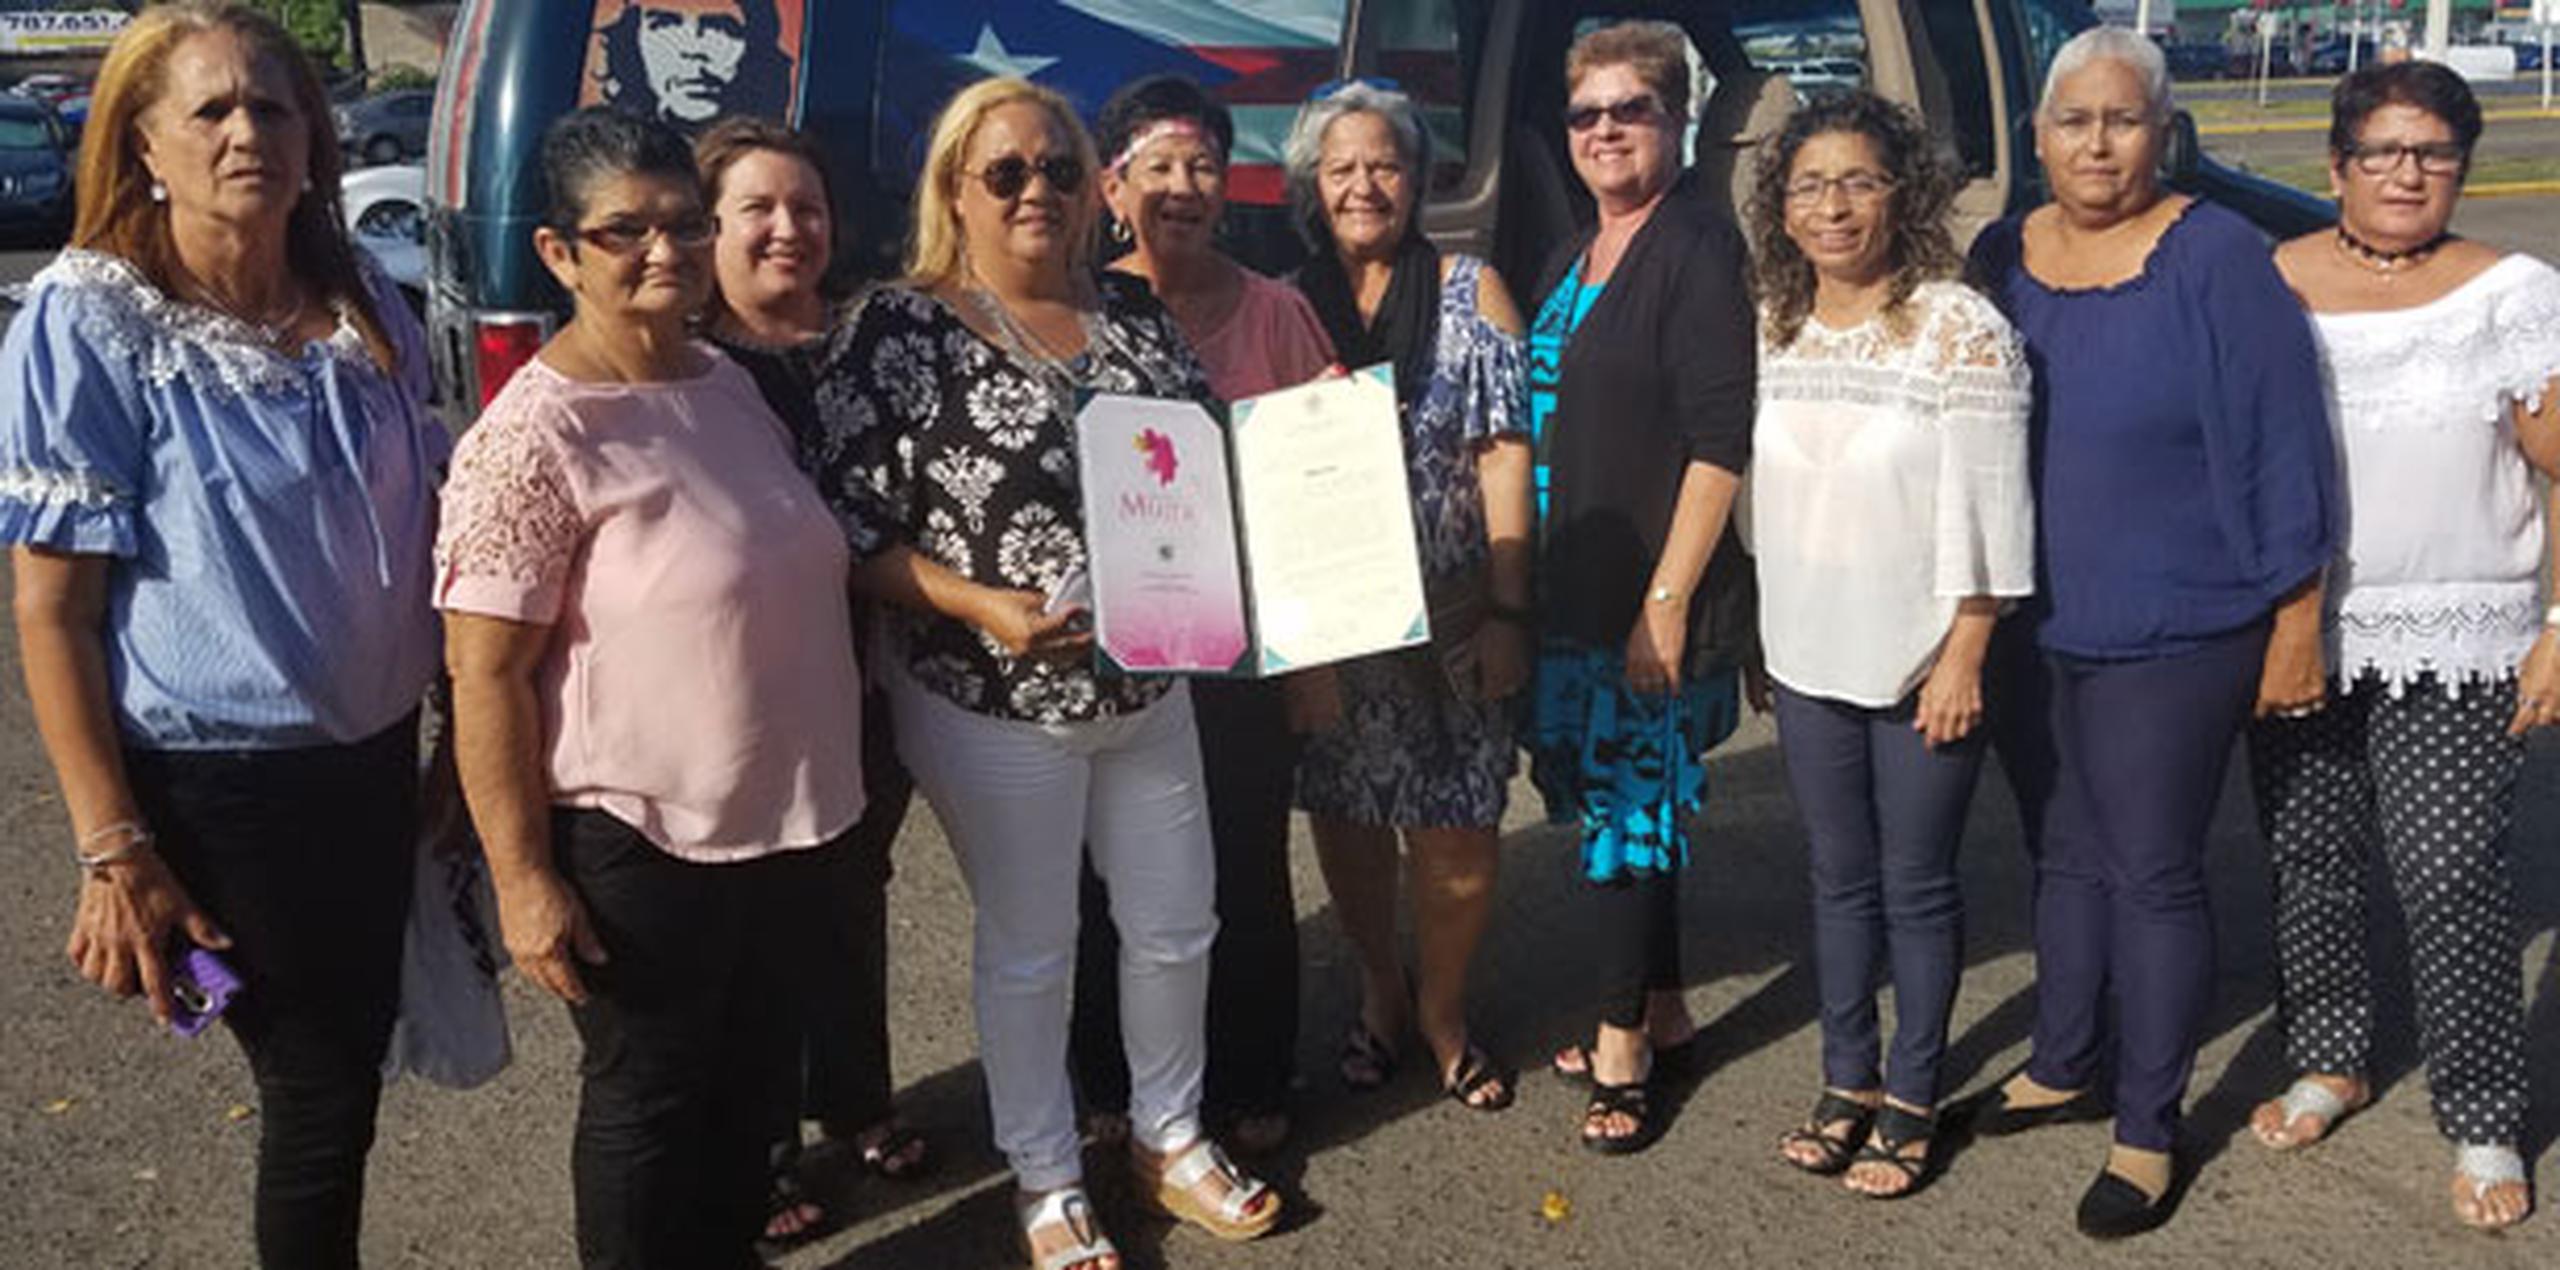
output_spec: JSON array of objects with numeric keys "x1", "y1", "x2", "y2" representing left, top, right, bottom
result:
[{"x1": 2333, "y1": 224, "x2": 2450, "y2": 281}]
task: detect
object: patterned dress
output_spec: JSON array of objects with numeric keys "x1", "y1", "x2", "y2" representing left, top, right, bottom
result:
[
  {"x1": 1296, "y1": 254, "x2": 1525, "y2": 829},
  {"x1": 1523, "y1": 260, "x2": 1739, "y2": 884}
]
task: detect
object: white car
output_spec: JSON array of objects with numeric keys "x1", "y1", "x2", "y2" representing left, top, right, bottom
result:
[{"x1": 341, "y1": 164, "x2": 425, "y2": 308}]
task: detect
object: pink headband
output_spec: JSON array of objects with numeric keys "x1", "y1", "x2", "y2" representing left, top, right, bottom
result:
[{"x1": 1109, "y1": 118, "x2": 1225, "y2": 174}]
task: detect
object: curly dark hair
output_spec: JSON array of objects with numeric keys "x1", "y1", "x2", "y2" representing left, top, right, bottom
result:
[{"x1": 1747, "y1": 91, "x2": 1964, "y2": 349}]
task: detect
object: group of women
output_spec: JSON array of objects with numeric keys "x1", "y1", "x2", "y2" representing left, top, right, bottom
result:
[{"x1": 5, "y1": 4, "x2": 2551, "y2": 1267}]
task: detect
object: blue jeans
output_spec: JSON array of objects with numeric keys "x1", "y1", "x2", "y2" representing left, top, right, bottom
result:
[{"x1": 1773, "y1": 685, "x2": 1982, "y2": 1109}]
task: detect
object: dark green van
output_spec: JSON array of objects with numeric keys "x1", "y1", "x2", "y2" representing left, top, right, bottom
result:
[{"x1": 424, "y1": 0, "x2": 2329, "y2": 410}]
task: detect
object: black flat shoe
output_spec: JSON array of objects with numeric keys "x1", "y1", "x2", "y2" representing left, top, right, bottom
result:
[
  {"x1": 2076, "y1": 1168, "x2": 2173, "y2": 1239},
  {"x1": 1969, "y1": 1081, "x2": 2110, "y2": 1137}
]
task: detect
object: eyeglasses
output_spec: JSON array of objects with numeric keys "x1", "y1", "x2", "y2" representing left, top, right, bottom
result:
[
  {"x1": 967, "y1": 154, "x2": 1087, "y2": 200},
  {"x1": 1565, "y1": 96, "x2": 1662, "y2": 132},
  {"x1": 1784, "y1": 172, "x2": 1896, "y2": 205},
  {"x1": 568, "y1": 214, "x2": 716, "y2": 256},
  {"x1": 2342, "y1": 140, "x2": 2465, "y2": 178}
]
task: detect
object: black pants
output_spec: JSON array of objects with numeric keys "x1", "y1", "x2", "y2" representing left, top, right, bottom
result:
[
  {"x1": 555, "y1": 809, "x2": 834, "y2": 1270},
  {"x1": 1592, "y1": 872, "x2": 1682, "y2": 1029},
  {"x1": 776, "y1": 686, "x2": 915, "y2": 1161},
  {"x1": 128, "y1": 716, "x2": 419, "y2": 1270},
  {"x1": 1070, "y1": 677, "x2": 1301, "y2": 1120}
]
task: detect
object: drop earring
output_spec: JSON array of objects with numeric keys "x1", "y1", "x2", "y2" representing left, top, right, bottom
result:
[{"x1": 149, "y1": 179, "x2": 166, "y2": 203}]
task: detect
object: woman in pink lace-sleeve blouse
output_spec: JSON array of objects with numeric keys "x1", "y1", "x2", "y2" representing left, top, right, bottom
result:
[{"x1": 435, "y1": 108, "x2": 865, "y2": 1269}]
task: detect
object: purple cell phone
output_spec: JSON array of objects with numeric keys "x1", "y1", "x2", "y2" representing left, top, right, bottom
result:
[{"x1": 168, "y1": 945, "x2": 241, "y2": 1037}]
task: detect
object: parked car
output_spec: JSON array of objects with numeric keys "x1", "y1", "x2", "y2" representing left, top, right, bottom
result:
[
  {"x1": 342, "y1": 163, "x2": 427, "y2": 312},
  {"x1": 425, "y1": 0, "x2": 2332, "y2": 412},
  {"x1": 8, "y1": 72, "x2": 88, "y2": 111},
  {"x1": 337, "y1": 89, "x2": 433, "y2": 167},
  {"x1": 0, "y1": 96, "x2": 74, "y2": 243},
  {"x1": 2160, "y1": 39, "x2": 2228, "y2": 81}
]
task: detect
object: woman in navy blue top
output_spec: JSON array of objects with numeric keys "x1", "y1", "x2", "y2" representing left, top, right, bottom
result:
[{"x1": 1962, "y1": 28, "x2": 2336, "y2": 1239}]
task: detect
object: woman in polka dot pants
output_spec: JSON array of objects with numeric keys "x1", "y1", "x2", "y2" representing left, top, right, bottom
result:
[{"x1": 2243, "y1": 61, "x2": 2559, "y2": 1231}]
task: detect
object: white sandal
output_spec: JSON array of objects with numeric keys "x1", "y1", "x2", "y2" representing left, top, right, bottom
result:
[
  {"x1": 2253, "y1": 1077, "x2": 2362, "y2": 1150},
  {"x1": 1018, "y1": 1186, "x2": 1117, "y2": 1270},
  {"x1": 2453, "y1": 1144, "x2": 2534, "y2": 1230},
  {"x1": 1135, "y1": 1137, "x2": 1281, "y2": 1241}
]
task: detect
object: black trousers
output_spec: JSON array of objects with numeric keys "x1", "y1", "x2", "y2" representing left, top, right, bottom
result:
[
  {"x1": 777, "y1": 685, "x2": 915, "y2": 1158},
  {"x1": 128, "y1": 716, "x2": 419, "y2": 1270},
  {"x1": 1070, "y1": 677, "x2": 1301, "y2": 1120},
  {"x1": 555, "y1": 809, "x2": 834, "y2": 1270}
]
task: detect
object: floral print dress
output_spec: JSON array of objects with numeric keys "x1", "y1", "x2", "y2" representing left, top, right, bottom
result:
[{"x1": 1296, "y1": 254, "x2": 1527, "y2": 830}]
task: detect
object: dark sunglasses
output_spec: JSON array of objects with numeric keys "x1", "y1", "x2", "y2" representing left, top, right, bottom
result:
[
  {"x1": 968, "y1": 154, "x2": 1087, "y2": 200},
  {"x1": 567, "y1": 214, "x2": 716, "y2": 256},
  {"x1": 1565, "y1": 96, "x2": 1662, "y2": 132}
]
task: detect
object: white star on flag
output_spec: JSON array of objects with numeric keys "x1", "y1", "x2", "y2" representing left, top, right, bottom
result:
[{"x1": 964, "y1": 24, "x2": 1059, "y2": 79}]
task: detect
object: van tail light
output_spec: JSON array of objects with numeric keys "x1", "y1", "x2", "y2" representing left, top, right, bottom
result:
[{"x1": 472, "y1": 315, "x2": 547, "y2": 407}]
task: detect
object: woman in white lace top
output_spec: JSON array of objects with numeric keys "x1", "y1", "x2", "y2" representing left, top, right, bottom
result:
[
  {"x1": 2243, "y1": 62, "x2": 2559, "y2": 1231},
  {"x1": 1746, "y1": 93, "x2": 2033, "y2": 1199}
]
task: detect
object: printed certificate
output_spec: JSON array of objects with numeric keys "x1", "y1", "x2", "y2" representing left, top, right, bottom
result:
[{"x1": 1074, "y1": 365, "x2": 1427, "y2": 677}]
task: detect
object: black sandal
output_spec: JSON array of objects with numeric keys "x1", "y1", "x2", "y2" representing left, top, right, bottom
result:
[
  {"x1": 1554, "y1": 1034, "x2": 1699, "y2": 1088},
  {"x1": 1581, "y1": 1079, "x2": 1661, "y2": 1155},
  {"x1": 856, "y1": 1122, "x2": 932, "y2": 1182},
  {"x1": 1778, "y1": 1091, "x2": 1877, "y2": 1176},
  {"x1": 1845, "y1": 1103, "x2": 1937, "y2": 1200},
  {"x1": 1339, "y1": 1019, "x2": 1400, "y2": 1091},
  {"x1": 757, "y1": 1168, "x2": 837, "y2": 1252},
  {"x1": 1442, "y1": 1042, "x2": 1515, "y2": 1112}
]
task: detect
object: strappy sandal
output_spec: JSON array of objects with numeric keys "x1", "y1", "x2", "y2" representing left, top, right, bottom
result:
[
  {"x1": 2452, "y1": 1144, "x2": 2534, "y2": 1230},
  {"x1": 2249, "y1": 1076, "x2": 2366, "y2": 1152},
  {"x1": 1553, "y1": 1034, "x2": 1699, "y2": 1088},
  {"x1": 756, "y1": 1167, "x2": 837, "y2": 1252},
  {"x1": 1018, "y1": 1186, "x2": 1118, "y2": 1270},
  {"x1": 856, "y1": 1121, "x2": 933, "y2": 1181},
  {"x1": 1581, "y1": 1077, "x2": 1662, "y2": 1156},
  {"x1": 1442, "y1": 1042, "x2": 1515, "y2": 1112},
  {"x1": 1844, "y1": 1103, "x2": 1937, "y2": 1200},
  {"x1": 1778, "y1": 1091, "x2": 1877, "y2": 1176},
  {"x1": 1339, "y1": 1018, "x2": 1400, "y2": 1091},
  {"x1": 1133, "y1": 1137, "x2": 1282, "y2": 1242}
]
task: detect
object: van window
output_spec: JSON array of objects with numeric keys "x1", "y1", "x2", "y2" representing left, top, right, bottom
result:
[
  {"x1": 1370, "y1": 0, "x2": 1485, "y2": 194},
  {"x1": 874, "y1": 1, "x2": 1349, "y2": 208},
  {"x1": 576, "y1": 0, "x2": 805, "y2": 129}
]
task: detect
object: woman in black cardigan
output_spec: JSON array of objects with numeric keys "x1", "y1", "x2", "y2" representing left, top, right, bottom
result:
[{"x1": 1523, "y1": 21, "x2": 1757, "y2": 1154}]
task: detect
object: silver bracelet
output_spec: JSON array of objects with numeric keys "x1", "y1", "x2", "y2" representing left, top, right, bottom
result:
[{"x1": 74, "y1": 820, "x2": 152, "y2": 878}]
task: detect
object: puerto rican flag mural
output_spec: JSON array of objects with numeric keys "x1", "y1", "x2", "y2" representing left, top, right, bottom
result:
[{"x1": 878, "y1": 0, "x2": 1349, "y2": 205}]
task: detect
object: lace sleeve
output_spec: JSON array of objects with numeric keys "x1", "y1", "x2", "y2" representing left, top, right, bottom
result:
[
  {"x1": 1930, "y1": 287, "x2": 2035, "y2": 600},
  {"x1": 433, "y1": 397, "x2": 584, "y2": 624},
  {"x1": 0, "y1": 278, "x2": 150, "y2": 557},
  {"x1": 2497, "y1": 256, "x2": 2560, "y2": 417}
]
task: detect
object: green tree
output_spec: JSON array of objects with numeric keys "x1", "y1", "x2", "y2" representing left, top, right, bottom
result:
[{"x1": 239, "y1": 0, "x2": 348, "y2": 70}]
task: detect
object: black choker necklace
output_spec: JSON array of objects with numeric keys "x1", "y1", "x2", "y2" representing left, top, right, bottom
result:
[{"x1": 2334, "y1": 224, "x2": 2450, "y2": 275}]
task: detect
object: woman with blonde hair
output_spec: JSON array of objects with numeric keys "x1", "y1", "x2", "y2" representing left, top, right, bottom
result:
[
  {"x1": 1, "y1": 4, "x2": 440, "y2": 1263},
  {"x1": 805, "y1": 78, "x2": 1281, "y2": 1269}
]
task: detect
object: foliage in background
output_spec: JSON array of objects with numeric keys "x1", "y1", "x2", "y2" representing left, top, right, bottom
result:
[
  {"x1": 240, "y1": 0, "x2": 349, "y2": 70},
  {"x1": 370, "y1": 61, "x2": 432, "y2": 91}
]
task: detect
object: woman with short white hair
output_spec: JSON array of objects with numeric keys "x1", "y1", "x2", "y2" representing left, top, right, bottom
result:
[{"x1": 1965, "y1": 25, "x2": 2338, "y2": 1238}]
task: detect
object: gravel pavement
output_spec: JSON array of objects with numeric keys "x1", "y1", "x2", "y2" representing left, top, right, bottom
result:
[{"x1": 1, "y1": 233, "x2": 2556, "y2": 1268}]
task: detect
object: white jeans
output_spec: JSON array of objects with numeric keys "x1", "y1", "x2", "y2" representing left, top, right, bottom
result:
[{"x1": 888, "y1": 670, "x2": 1215, "y2": 1191}]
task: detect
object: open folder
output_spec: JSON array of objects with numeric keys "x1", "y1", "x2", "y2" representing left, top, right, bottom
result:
[{"x1": 1071, "y1": 363, "x2": 1430, "y2": 677}]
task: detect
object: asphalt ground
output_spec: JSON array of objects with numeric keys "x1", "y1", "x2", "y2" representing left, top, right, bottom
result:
[{"x1": 2, "y1": 188, "x2": 2559, "y2": 1270}]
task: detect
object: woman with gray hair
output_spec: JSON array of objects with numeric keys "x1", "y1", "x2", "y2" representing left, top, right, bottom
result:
[
  {"x1": 1284, "y1": 79, "x2": 1536, "y2": 1115},
  {"x1": 1964, "y1": 24, "x2": 2337, "y2": 1237}
]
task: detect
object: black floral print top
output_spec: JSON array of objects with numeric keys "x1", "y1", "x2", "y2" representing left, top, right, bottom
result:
[{"x1": 807, "y1": 273, "x2": 1211, "y2": 724}]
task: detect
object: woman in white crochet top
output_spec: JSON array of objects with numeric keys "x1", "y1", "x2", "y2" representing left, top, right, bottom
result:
[
  {"x1": 2243, "y1": 61, "x2": 2560, "y2": 1231},
  {"x1": 1745, "y1": 91, "x2": 2034, "y2": 1200}
]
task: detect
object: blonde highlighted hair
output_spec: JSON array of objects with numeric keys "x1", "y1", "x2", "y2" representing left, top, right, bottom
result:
[
  {"x1": 75, "y1": 1, "x2": 391, "y2": 371},
  {"x1": 906, "y1": 76, "x2": 1101, "y2": 288}
]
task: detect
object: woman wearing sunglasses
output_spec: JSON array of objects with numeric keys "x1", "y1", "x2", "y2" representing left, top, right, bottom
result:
[
  {"x1": 1066, "y1": 73, "x2": 1338, "y2": 1158},
  {"x1": 1521, "y1": 21, "x2": 1757, "y2": 1155},
  {"x1": 439, "y1": 108, "x2": 869, "y2": 1267},
  {"x1": 804, "y1": 78, "x2": 1281, "y2": 1269},
  {"x1": 2244, "y1": 61, "x2": 2556, "y2": 1232}
]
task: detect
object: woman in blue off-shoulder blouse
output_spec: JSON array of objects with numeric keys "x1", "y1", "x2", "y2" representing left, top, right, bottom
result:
[
  {"x1": 1, "y1": 7, "x2": 442, "y2": 1264},
  {"x1": 1964, "y1": 27, "x2": 2336, "y2": 1240}
]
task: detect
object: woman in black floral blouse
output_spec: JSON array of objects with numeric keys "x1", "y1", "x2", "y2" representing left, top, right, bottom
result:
[{"x1": 805, "y1": 77, "x2": 1280, "y2": 1268}]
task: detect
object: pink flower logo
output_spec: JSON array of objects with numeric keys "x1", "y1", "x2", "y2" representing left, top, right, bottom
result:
[{"x1": 1134, "y1": 428, "x2": 1179, "y2": 486}]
